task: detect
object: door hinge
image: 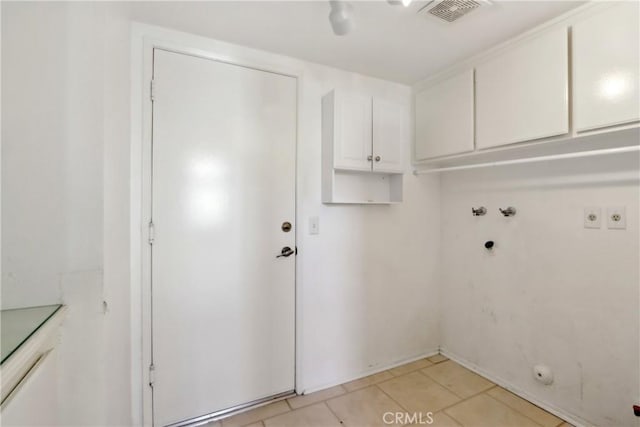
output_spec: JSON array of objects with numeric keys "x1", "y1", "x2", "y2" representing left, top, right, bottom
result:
[
  {"x1": 150, "y1": 79, "x2": 156, "y2": 102},
  {"x1": 149, "y1": 364, "x2": 155, "y2": 388},
  {"x1": 148, "y1": 221, "x2": 155, "y2": 245}
]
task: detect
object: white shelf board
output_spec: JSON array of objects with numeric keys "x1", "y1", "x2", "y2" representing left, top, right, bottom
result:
[{"x1": 413, "y1": 126, "x2": 639, "y2": 172}]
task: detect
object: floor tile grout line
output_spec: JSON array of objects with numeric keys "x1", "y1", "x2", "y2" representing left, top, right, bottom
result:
[
  {"x1": 372, "y1": 382, "x2": 447, "y2": 427},
  {"x1": 284, "y1": 397, "x2": 293, "y2": 411},
  {"x1": 322, "y1": 399, "x2": 347, "y2": 426},
  {"x1": 439, "y1": 384, "x2": 499, "y2": 414},
  {"x1": 388, "y1": 362, "x2": 434, "y2": 377},
  {"x1": 487, "y1": 388, "x2": 566, "y2": 427},
  {"x1": 397, "y1": 381, "x2": 496, "y2": 425},
  {"x1": 373, "y1": 383, "x2": 414, "y2": 424},
  {"x1": 485, "y1": 387, "x2": 562, "y2": 427},
  {"x1": 440, "y1": 388, "x2": 507, "y2": 427},
  {"x1": 283, "y1": 384, "x2": 347, "y2": 411},
  {"x1": 417, "y1": 363, "x2": 496, "y2": 400},
  {"x1": 442, "y1": 387, "x2": 553, "y2": 427},
  {"x1": 258, "y1": 401, "x2": 342, "y2": 427}
]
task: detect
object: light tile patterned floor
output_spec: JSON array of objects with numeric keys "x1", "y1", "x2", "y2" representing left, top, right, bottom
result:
[{"x1": 209, "y1": 355, "x2": 570, "y2": 427}]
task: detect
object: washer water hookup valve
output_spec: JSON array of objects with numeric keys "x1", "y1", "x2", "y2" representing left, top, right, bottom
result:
[
  {"x1": 499, "y1": 207, "x2": 517, "y2": 217},
  {"x1": 472, "y1": 207, "x2": 487, "y2": 216}
]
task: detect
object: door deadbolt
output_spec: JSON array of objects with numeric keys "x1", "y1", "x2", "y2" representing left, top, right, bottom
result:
[{"x1": 281, "y1": 221, "x2": 292, "y2": 232}]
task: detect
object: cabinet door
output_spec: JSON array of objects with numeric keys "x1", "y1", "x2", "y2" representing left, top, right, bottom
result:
[
  {"x1": 476, "y1": 27, "x2": 569, "y2": 149},
  {"x1": 372, "y1": 99, "x2": 406, "y2": 173},
  {"x1": 334, "y1": 93, "x2": 373, "y2": 171},
  {"x1": 573, "y1": 3, "x2": 640, "y2": 132},
  {"x1": 415, "y1": 69, "x2": 474, "y2": 160}
]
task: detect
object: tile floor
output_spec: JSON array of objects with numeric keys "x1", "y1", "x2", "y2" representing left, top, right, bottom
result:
[{"x1": 209, "y1": 355, "x2": 573, "y2": 427}]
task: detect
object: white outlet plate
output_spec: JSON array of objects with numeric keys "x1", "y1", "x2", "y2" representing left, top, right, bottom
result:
[
  {"x1": 309, "y1": 216, "x2": 319, "y2": 235},
  {"x1": 584, "y1": 207, "x2": 601, "y2": 229},
  {"x1": 607, "y1": 207, "x2": 626, "y2": 229}
]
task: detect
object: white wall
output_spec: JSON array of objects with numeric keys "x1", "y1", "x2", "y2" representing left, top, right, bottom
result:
[
  {"x1": 2, "y1": 2, "x2": 73, "y2": 308},
  {"x1": 296, "y1": 67, "x2": 441, "y2": 390},
  {"x1": 439, "y1": 153, "x2": 640, "y2": 427},
  {"x1": 2, "y1": 2, "x2": 131, "y2": 425},
  {"x1": 2, "y1": 3, "x2": 441, "y2": 425}
]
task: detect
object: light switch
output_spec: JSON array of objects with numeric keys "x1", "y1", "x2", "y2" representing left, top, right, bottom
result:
[
  {"x1": 584, "y1": 207, "x2": 601, "y2": 229},
  {"x1": 309, "y1": 216, "x2": 319, "y2": 235},
  {"x1": 607, "y1": 207, "x2": 626, "y2": 229}
]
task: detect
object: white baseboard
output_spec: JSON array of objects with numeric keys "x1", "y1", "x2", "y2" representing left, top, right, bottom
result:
[
  {"x1": 300, "y1": 348, "x2": 440, "y2": 395},
  {"x1": 439, "y1": 348, "x2": 590, "y2": 427}
]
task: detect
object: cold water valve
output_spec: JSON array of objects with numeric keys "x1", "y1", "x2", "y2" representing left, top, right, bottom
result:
[{"x1": 499, "y1": 206, "x2": 517, "y2": 217}]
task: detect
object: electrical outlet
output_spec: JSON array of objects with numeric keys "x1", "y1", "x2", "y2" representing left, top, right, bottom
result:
[
  {"x1": 607, "y1": 207, "x2": 626, "y2": 229},
  {"x1": 584, "y1": 207, "x2": 601, "y2": 229}
]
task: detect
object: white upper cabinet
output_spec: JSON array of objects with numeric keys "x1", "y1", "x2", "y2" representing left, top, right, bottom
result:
[
  {"x1": 415, "y1": 69, "x2": 474, "y2": 160},
  {"x1": 322, "y1": 90, "x2": 406, "y2": 204},
  {"x1": 573, "y1": 3, "x2": 640, "y2": 132},
  {"x1": 373, "y1": 99, "x2": 406, "y2": 173},
  {"x1": 476, "y1": 27, "x2": 569, "y2": 149},
  {"x1": 330, "y1": 91, "x2": 373, "y2": 171}
]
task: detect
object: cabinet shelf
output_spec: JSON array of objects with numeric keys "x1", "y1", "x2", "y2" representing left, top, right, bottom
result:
[
  {"x1": 323, "y1": 170, "x2": 403, "y2": 204},
  {"x1": 413, "y1": 126, "x2": 639, "y2": 174}
]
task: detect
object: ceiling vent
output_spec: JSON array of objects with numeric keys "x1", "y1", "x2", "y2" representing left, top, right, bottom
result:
[{"x1": 418, "y1": 0, "x2": 487, "y2": 23}]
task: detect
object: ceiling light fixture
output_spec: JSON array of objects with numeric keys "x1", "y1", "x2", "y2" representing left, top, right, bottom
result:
[
  {"x1": 329, "y1": 1, "x2": 354, "y2": 35},
  {"x1": 387, "y1": 0, "x2": 413, "y2": 6}
]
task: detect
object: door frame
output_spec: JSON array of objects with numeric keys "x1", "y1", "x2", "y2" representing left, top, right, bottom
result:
[{"x1": 130, "y1": 23, "x2": 304, "y2": 426}]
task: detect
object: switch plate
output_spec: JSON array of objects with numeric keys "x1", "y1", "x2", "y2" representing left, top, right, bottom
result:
[
  {"x1": 309, "y1": 216, "x2": 319, "y2": 235},
  {"x1": 607, "y1": 207, "x2": 626, "y2": 229},
  {"x1": 584, "y1": 207, "x2": 601, "y2": 229}
]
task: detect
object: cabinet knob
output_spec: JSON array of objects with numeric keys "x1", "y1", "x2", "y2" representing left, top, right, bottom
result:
[
  {"x1": 375, "y1": 156, "x2": 381, "y2": 162},
  {"x1": 367, "y1": 155, "x2": 373, "y2": 161}
]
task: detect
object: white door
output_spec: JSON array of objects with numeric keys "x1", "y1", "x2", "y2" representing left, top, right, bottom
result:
[
  {"x1": 151, "y1": 49, "x2": 296, "y2": 426},
  {"x1": 333, "y1": 92, "x2": 373, "y2": 171},
  {"x1": 372, "y1": 99, "x2": 406, "y2": 173}
]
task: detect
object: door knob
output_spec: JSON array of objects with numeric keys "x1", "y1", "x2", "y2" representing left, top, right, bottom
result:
[
  {"x1": 367, "y1": 155, "x2": 373, "y2": 161},
  {"x1": 375, "y1": 156, "x2": 381, "y2": 162},
  {"x1": 276, "y1": 246, "x2": 295, "y2": 258}
]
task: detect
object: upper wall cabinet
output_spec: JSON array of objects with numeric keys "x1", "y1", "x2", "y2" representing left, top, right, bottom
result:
[
  {"x1": 322, "y1": 90, "x2": 406, "y2": 204},
  {"x1": 323, "y1": 90, "x2": 405, "y2": 173},
  {"x1": 415, "y1": 69, "x2": 474, "y2": 160},
  {"x1": 573, "y1": 3, "x2": 640, "y2": 132},
  {"x1": 476, "y1": 28, "x2": 569, "y2": 149}
]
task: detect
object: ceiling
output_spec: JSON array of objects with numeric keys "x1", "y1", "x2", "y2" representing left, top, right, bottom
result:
[{"x1": 129, "y1": 1, "x2": 583, "y2": 84}]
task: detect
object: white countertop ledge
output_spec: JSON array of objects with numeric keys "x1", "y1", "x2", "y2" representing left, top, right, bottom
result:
[{"x1": 0, "y1": 305, "x2": 67, "y2": 404}]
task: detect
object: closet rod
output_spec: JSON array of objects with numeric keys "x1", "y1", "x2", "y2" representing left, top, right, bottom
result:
[{"x1": 413, "y1": 145, "x2": 640, "y2": 175}]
